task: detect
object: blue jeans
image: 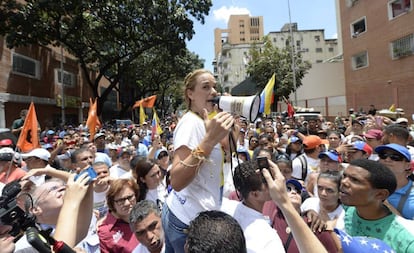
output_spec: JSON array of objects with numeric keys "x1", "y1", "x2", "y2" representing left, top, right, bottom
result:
[{"x1": 161, "y1": 204, "x2": 188, "y2": 253}]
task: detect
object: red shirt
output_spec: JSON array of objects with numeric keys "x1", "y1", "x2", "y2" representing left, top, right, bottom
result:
[
  {"x1": 98, "y1": 211, "x2": 139, "y2": 253},
  {"x1": 262, "y1": 201, "x2": 338, "y2": 253}
]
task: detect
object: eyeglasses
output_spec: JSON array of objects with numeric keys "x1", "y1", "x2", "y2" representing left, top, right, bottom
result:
[
  {"x1": 286, "y1": 185, "x2": 301, "y2": 194},
  {"x1": 34, "y1": 184, "x2": 65, "y2": 204},
  {"x1": 114, "y1": 194, "x2": 136, "y2": 205},
  {"x1": 379, "y1": 153, "x2": 405, "y2": 162},
  {"x1": 283, "y1": 127, "x2": 291, "y2": 130}
]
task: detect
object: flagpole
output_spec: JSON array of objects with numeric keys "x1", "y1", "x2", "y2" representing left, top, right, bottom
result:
[{"x1": 287, "y1": 0, "x2": 298, "y2": 106}]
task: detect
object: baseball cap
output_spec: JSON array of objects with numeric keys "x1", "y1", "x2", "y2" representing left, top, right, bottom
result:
[
  {"x1": 352, "y1": 141, "x2": 373, "y2": 156},
  {"x1": 155, "y1": 148, "x2": 168, "y2": 160},
  {"x1": 364, "y1": 129, "x2": 383, "y2": 140},
  {"x1": 94, "y1": 133, "x2": 105, "y2": 141},
  {"x1": 374, "y1": 143, "x2": 411, "y2": 162},
  {"x1": 237, "y1": 147, "x2": 250, "y2": 161},
  {"x1": 396, "y1": 117, "x2": 408, "y2": 124},
  {"x1": 286, "y1": 179, "x2": 303, "y2": 191},
  {"x1": 0, "y1": 139, "x2": 13, "y2": 147},
  {"x1": 47, "y1": 130, "x2": 55, "y2": 135},
  {"x1": 318, "y1": 150, "x2": 342, "y2": 162},
  {"x1": 21, "y1": 148, "x2": 51, "y2": 161},
  {"x1": 0, "y1": 147, "x2": 14, "y2": 161},
  {"x1": 289, "y1": 136, "x2": 301, "y2": 144},
  {"x1": 302, "y1": 135, "x2": 328, "y2": 150}
]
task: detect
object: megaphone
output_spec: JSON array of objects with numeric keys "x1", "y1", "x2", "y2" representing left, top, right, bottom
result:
[{"x1": 209, "y1": 95, "x2": 261, "y2": 122}]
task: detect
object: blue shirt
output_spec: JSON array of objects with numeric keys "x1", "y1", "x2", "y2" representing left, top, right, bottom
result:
[{"x1": 388, "y1": 179, "x2": 414, "y2": 219}]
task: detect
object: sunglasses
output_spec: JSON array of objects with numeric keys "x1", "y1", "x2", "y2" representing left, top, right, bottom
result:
[
  {"x1": 379, "y1": 153, "x2": 405, "y2": 162},
  {"x1": 287, "y1": 185, "x2": 301, "y2": 194}
]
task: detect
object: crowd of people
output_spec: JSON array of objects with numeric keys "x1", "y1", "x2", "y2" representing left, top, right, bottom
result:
[{"x1": 1, "y1": 68, "x2": 414, "y2": 253}]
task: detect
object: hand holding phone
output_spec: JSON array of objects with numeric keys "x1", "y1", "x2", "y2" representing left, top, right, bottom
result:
[
  {"x1": 74, "y1": 166, "x2": 97, "y2": 184},
  {"x1": 257, "y1": 156, "x2": 269, "y2": 170}
]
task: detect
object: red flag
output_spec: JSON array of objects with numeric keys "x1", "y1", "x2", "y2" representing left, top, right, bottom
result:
[
  {"x1": 86, "y1": 98, "x2": 101, "y2": 141},
  {"x1": 16, "y1": 102, "x2": 40, "y2": 152},
  {"x1": 287, "y1": 101, "x2": 295, "y2": 118},
  {"x1": 133, "y1": 95, "x2": 157, "y2": 109}
]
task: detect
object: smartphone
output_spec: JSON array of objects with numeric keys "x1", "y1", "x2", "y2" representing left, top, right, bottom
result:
[
  {"x1": 257, "y1": 156, "x2": 269, "y2": 170},
  {"x1": 74, "y1": 166, "x2": 98, "y2": 184}
]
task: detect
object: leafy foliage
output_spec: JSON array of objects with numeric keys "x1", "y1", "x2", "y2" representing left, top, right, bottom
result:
[
  {"x1": 247, "y1": 36, "x2": 311, "y2": 101},
  {"x1": 0, "y1": 0, "x2": 211, "y2": 117}
]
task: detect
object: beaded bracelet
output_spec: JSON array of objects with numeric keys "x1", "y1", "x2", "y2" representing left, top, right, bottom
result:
[{"x1": 191, "y1": 146, "x2": 206, "y2": 161}]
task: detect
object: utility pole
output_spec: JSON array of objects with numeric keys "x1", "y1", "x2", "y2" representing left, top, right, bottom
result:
[{"x1": 287, "y1": 0, "x2": 298, "y2": 106}]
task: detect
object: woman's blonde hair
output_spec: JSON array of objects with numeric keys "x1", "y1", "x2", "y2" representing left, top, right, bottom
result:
[{"x1": 183, "y1": 69, "x2": 213, "y2": 108}]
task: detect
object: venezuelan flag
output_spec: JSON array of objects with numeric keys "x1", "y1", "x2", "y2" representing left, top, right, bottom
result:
[
  {"x1": 151, "y1": 108, "x2": 163, "y2": 140},
  {"x1": 259, "y1": 74, "x2": 276, "y2": 115}
]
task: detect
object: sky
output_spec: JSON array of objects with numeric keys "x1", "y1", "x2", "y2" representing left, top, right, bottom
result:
[{"x1": 186, "y1": 0, "x2": 338, "y2": 71}]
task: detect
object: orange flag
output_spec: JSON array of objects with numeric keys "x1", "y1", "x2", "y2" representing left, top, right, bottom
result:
[
  {"x1": 86, "y1": 98, "x2": 101, "y2": 141},
  {"x1": 133, "y1": 95, "x2": 157, "y2": 109},
  {"x1": 17, "y1": 102, "x2": 40, "y2": 152}
]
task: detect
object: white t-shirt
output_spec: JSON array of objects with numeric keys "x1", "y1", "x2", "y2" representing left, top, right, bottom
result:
[
  {"x1": 292, "y1": 153, "x2": 320, "y2": 181},
  {"x1": 221, "y1": 198, "x2": 285, "y2": 253},
  {"x1": 300, "y1": 197, "x2": 345, "y2": 230},
  {"x1": 166, "y1": 111, "x2": 224, "y2": 225},
  {"x1": 110, "y1": 164, "x2": 132, "y2": 179},
  {"x1": 132, "y1": 244, "x2": 165, "y2": 253}
]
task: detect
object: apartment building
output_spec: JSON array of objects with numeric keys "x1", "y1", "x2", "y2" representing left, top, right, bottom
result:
[
  {"x1": 213, "y1": 15, "x2": 264, "y2": 92},
  {"x1": 268, "y1": 23, "x2": 339, "y2": 64},
  {"x1": 339, "y1": 0, "x2": 414, "y2": 116},
  {"x1": 0, "y1": 42, "x2": 95, "y2": 128}
]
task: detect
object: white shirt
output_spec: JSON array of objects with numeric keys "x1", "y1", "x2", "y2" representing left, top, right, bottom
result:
[
  {"x1": 221, "y1": 198, "x2": 285, "y2": 253},
  {"x1": 300, "y1": 197, "x2": 345, "y2": 230},
  {"x1": 166, "y1": 111, "x2": 224, "y2": 225},
  {"x1": 292, "y1": 153, "x2": 320, "y2": 181},
  {"x1": 132, "y1": 244, "x2": 165, "y2": 253}
]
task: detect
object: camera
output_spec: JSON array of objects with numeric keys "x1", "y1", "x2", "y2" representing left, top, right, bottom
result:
[
  {"x1": 257, "y1": 156, "x2": 269, "y2": 170},
  {"x1": 0, "y1": 180, "x2": 75, "y2": 253}
]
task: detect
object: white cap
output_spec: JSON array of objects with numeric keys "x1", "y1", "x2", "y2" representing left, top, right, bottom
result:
[
  {"x1": 21, "y1": 148, "x2": 51, "y2": 161},
  {"x1": 396, "y1": 117, "x2": 408, "y2": 124}
]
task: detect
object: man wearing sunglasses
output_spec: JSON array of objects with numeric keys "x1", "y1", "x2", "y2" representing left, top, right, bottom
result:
[{"x1": 375, "y1": 143, "x2": 414, "y2": 219}]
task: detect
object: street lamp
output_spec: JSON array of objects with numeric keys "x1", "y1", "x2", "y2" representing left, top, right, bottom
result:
[{"x1": 287, "y1": 0, "x2": 298, "y2": 106}]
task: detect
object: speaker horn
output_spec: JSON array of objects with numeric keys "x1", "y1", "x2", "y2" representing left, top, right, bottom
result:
[{"x1": 209, "y1": 95, "x2": 261, "y2": 122}]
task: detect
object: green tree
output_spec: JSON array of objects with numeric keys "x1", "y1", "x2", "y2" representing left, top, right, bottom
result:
[
  {"x1": 247, "y1": 36, "x2": 311, "y2": 102},
  {"x1": 120, "y1": 47, "x2": 203, "y2": 119},
  {"x1": 0, "y1": 0, "x2": 211, "y2": 116}
]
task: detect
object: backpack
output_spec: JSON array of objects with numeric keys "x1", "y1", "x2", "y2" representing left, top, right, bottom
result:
[{"x1": 297, "y1": 154, "x2": 308, "y2": 181}]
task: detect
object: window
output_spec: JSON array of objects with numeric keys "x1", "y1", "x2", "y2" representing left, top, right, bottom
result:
[
  {"x1": 314, "y1": 35, "x2": 320, "y2": 42},
  {"x1": 329, "y1": 47, "x2": 334, "y2": 52},
  {"x1": 388, "y1": 0, "x2": 412, "y2": 19},
  {"x1": 391, "y1": 33, "x2": 414, "y2": 59},
  {"x1": 316, "y1": 60, "x2": 323, "y2": 63},
  {"x1": 12, "y1": 53, "x2": 41, "y2": 79},
  {"x1": 273, "y1": 37, "x2": 277, "y2": 42},
  {"x1": 316, "y1": 48, "x2": 323, "y2": 53},
  {"x1": 352, "y1": 51, "x2": 368, "y2": 69},
  {"x1": 55, "y1": 69, "x2": 76, "y2": 88},
  {"x1": 351, "y1": 17, "x2": 366, "y2": 38}
]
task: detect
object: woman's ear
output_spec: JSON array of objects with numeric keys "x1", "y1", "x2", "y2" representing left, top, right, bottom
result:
[
  {"x1": 139, "y1": 176, "x2": 146, "y2": 184},
  {"x1": 186, "y1": 89, "x2": 194, "y2": 102}
]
